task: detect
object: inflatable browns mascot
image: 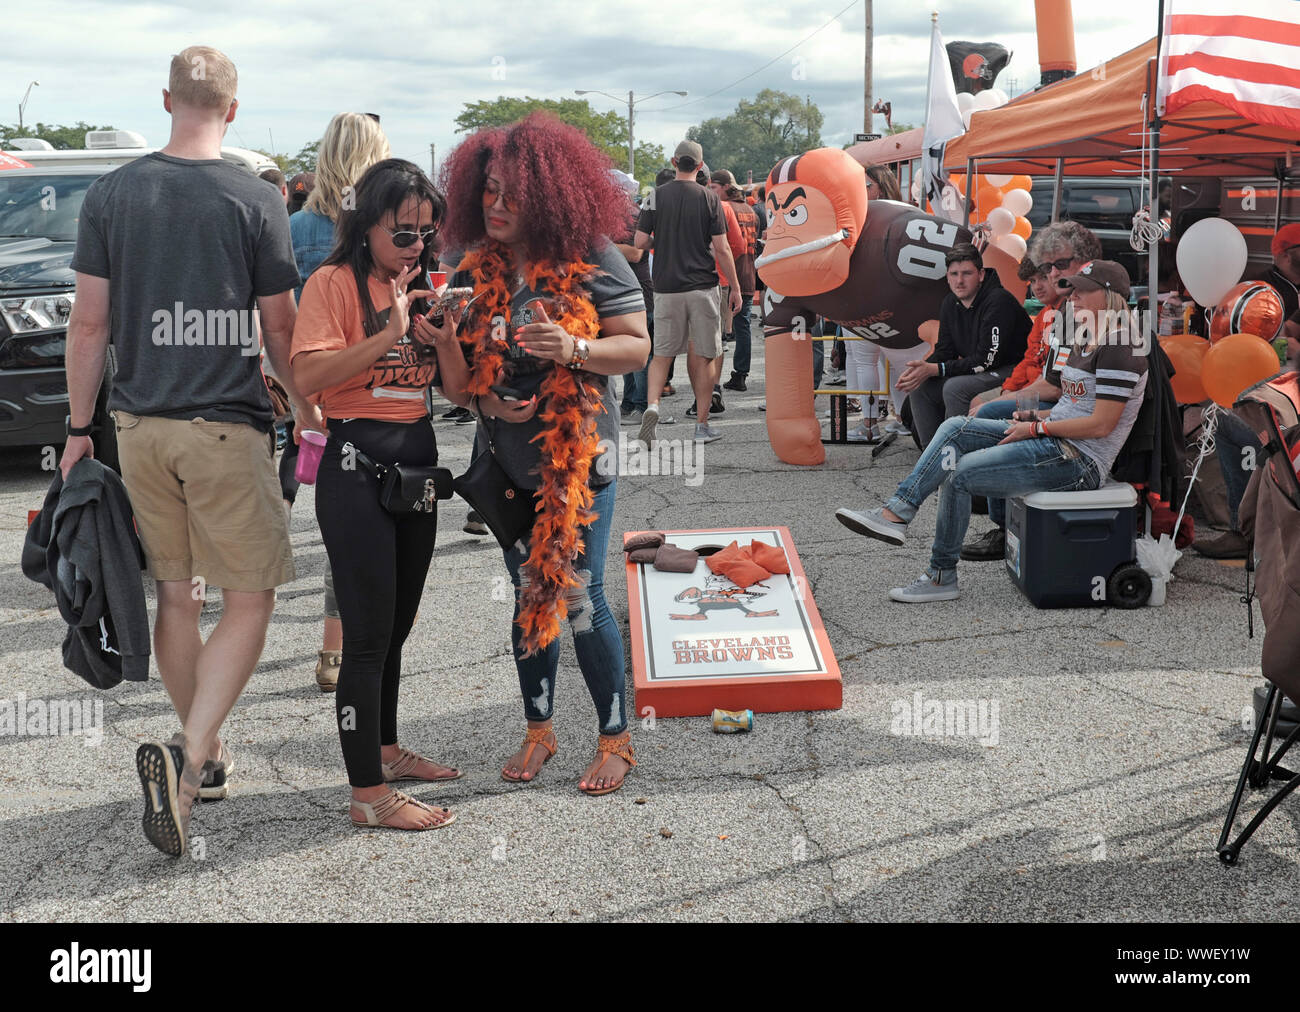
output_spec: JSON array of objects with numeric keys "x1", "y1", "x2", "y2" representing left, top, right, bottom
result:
[{"x1": 756, "y1": 147, "x2": 972, "y2": 465}]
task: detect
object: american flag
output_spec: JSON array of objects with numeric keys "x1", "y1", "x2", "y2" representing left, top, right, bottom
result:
[{"x1": 1157, "y1": 1, "x2": 1300, "y2": 132}]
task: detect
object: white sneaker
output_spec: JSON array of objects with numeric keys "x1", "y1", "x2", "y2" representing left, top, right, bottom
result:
[
  {"x1": 694, "y1": 422, "x2": 723, "y2": 443},
  {"x1": 883, "y1": 417, "x2": 911, "y2": 437},
  {"x1": 847, "y1": 422, "x2": 880, "y2": 442},
  {"x1": 637, "y1": 404, "x2": 660, "y2": 445}
]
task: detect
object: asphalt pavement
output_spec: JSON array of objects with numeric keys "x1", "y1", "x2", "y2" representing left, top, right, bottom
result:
[{"x1": 1, "y1": 332, "x2": 1294, "y2": 922}]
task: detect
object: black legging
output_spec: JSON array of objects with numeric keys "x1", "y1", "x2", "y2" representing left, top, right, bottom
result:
[{"x1": 315, "y1": 417, "x2": 438, "y2": 788}]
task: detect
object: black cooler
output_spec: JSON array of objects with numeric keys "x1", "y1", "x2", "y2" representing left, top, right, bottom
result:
[{"x1": 1004, "y1": 481, "x2": 1150, "y2": 608}]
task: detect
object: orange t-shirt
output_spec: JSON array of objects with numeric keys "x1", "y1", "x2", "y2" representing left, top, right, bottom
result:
[{"x1": 291, "y1": 265, "x2": 436, "y2": 421}]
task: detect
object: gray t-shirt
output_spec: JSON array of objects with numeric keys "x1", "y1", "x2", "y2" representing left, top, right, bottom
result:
[
  {"x1": 1047, "y1": 335, "x2": 1149, "y2": 475},
  {"x1": 451, "y1": 241, "x2": 645, "y2": 490},
  {"x1": 72, "y1": 152, "x2": 301, "y2": 430}
]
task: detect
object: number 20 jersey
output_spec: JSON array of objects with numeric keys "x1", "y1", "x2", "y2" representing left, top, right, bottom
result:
[{"x1": 761, "y1": 199, "x2": 970, "y2": 351}]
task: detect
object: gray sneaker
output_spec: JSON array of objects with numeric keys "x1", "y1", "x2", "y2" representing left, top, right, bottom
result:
[
  {"x1": 694, "y1": 422, "x2": 723, "y2": 443},
  {"x1": 835, "y1": 507, "x2": 907, "y2": 545},
  {"x1": 637, "y1": 404, "x2": 660, "y2": 445},
  {"x1": 621, "y1": 408, "x2": 644, "y2": 427},
  {"x1": 888, "y1": 570, "x2": 960, "y2": 603}
]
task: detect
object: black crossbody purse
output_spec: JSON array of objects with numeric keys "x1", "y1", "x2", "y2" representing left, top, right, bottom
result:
[
  {"x1": 338, "y1": 440, "x2": 454, "y2": 514},
  {"x1": 452, "y1": 415, "x2": 538, "y2": 550}
]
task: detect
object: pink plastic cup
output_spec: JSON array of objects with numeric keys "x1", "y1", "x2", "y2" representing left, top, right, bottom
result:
[{"x1": 294, "y1": 430, "x2": 327, "y2": 485}]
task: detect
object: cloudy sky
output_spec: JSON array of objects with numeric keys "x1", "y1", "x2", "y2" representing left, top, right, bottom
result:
[{"x1": 6, "y1": 0, "x2": 1162, "y2": 176}]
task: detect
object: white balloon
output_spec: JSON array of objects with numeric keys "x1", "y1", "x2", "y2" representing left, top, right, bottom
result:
[
  {"x1": 995, "y1": 233, "x2": 1028, "y2": 260},
  {"x1": 990, "y1": 89, "x2": 1009, "y2": 106},
  {"x1": 962, "y1": 108, "x2": 974, "y2": 129},
  {"x1": 972, "y1": 90, "x2": 1001, "y2": 111},
  {"x1": 956, "y1": 92, "x2": 975, "y2": 113},
  {"x1": 1001, "y1": 188, "x2": 1033, "y2": 217},
  {"x1": 987, "y1": 207, "x2": 1015, "y2": 237},
  {"x1": 910, "y1": 176, "x2": 922, "y2": 201},
  {"x1": 985, "y1": 173, "x2": 1012, "y2": 187},
  {"x1": 1176, "y1": 217, "x2": 1248, "y2": 307}
]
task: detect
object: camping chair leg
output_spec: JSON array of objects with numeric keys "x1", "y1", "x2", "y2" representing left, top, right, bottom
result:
[{"x1": 1217, "y1": 683, "x2": 1300, "y2": 865}]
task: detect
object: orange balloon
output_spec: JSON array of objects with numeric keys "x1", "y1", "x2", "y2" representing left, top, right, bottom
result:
[
  {"x1": 976, "y1": 185, "x2": 1003, "y2": 220},
  {"x1": 1012, "y1": 215, "x2": 1032, "y2": 240},
  {"x1": 950, "y1": 172, "x2": 966, "y2": 194},
  {"x1": 1209, "y1": 281, "x2": 1285, "y2": 344},
  {"x1": 1001, "y1": 174, "x2": 1033, "y2": 193},
  {"x1": 1160, "y1": 333, "x2": 1210, "y2": 404},
  {"x1": 1202, "y1": 332, "x2": 1282, "y2": 408}
]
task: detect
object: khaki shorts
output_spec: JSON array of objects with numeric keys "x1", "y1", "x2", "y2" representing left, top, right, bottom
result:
[
  {"x1": 653, "y1": 288, "x2": 722, "y2": 359},
  {"x1": 114, "y1": 411, "x2": 295, "y2": 592}
]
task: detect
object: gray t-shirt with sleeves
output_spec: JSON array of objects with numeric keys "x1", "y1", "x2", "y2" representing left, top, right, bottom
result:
[
  {"x1": 1047, "y1": 336, "x2": 1149, "y2": 475},
  {"x1": 451, "y1": 241, "x2": 645, "y2": 489},
  {"x1": 71, "y1": 152, "x2": 301, "y2": 430}
]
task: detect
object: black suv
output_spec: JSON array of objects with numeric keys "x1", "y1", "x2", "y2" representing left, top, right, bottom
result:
[
  {"x1": 1027, "y1": 177, "x2": 1166, "y2": 286},
  {"x1": 0, "y1": 164, "x2": 117, "y2": 467}
]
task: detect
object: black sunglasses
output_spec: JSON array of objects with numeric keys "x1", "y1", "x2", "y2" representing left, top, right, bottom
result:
[
  {"x1": 381, "y1": 225, "x2": 437, "y2": 249},
  {"x1": 1044, "y1": 256, "x2": 1078, "y2": 272}
]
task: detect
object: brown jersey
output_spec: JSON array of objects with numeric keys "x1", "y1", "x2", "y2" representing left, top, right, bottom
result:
[{"x1": 762, "y1": 199, "x2": 971, "y2": 350}]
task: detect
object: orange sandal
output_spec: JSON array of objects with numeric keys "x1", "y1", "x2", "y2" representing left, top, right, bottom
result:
[
  {"x1": 579, "y1": 732, "x2": 637, "y2": 796},
  {"x1": 502, "y1": 725, "x2": 557, "y2": 782}
]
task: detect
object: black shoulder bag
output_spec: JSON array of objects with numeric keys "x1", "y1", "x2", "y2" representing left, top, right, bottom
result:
[{"x1": 452, "y1": 413, "x2": 538, "y2": 550}]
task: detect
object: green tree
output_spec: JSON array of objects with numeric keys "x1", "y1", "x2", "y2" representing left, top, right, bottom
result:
[
  {"x1": 888, "y1": 121, "x2": 916, "y2": 135},
  {"x1": 0, "y1": 121, "x2": 118, "y2": 149},
  {"x1": 253, "y1": 149, "x2": 292, "y2": 173},
  {"x1": 286, "y1": 140, "x2": 319, "y2": 175},
  {"x1": 687, "y1": 90, "x2": 823, "y2": 183},
  {"x1": 453, "y1": 96, "x2": 664, "y2": 191}
]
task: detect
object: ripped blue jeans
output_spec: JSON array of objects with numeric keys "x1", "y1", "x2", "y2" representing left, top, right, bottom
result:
[{"x1": 502, "y1": 479, "x2": 627, "y2": 734}]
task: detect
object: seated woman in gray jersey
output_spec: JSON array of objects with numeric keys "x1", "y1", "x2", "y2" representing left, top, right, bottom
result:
[{"x1": 834, "y1": 260, "x2": 1149, "y2": 603}]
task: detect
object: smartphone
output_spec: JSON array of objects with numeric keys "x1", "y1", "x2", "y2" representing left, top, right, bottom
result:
[
  {"x1": 428, "y1": 287, "x2": 474, "y2": 326},
  {"x1": 490, "y1": 383, "x2": 527, "y2": 402}
]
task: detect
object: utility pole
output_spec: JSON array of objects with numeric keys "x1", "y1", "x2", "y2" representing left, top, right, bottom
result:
[
  {"x1": 626, "y1": 90, "x2": 635, "y2": 177},
  {"x1": 430, "y1": 143, "x2": 436, "y2": 179},
  {"x1": 863, "y1": 0, "x2": 873, "y2": 134}
]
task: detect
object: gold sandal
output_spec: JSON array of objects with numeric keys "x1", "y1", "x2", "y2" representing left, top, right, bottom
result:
[
  {"x1": 579, "y1": 732, "x2": 636, "y2": 796},
  {"x1": 381, "y1": 746, "x2": 462, "y2": 783},
  {"x1": 350, "y1": 789, "x2": 455, "y2": 831},
  {"x1": 502, "y1": 724, "x2": 557, "y2": 782}
]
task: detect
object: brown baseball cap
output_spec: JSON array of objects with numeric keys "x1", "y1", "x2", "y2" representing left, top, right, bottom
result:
[
  {"x1": 674, "y1": 140, "x2": 704, "y2": 167},
  {"x1": 288, "y1": 172, "x2": 316, "y2": 196},
  {"x1": 710, "y1": 168, "x2": 738, "y2": 188},
  {"x1": 1058, "y1": 259, "x2": 1130, "y2": 298}
]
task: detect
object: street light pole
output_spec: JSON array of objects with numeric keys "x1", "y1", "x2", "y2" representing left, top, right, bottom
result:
[
  {"x1": 18, "y1": 81, "x2": 39, "y2": 132},
  {"x1": 575, "y1": 88, "x2": 687, "y2": 180}
]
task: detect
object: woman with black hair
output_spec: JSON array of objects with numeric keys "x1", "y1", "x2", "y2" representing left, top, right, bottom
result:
[{"x1": 291, "y1": 158, "x2": 461, "y2": 831}]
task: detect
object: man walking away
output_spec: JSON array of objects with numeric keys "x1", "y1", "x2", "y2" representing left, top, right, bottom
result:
[
  {"x1": 635, "y1": 141, "x2": 741, "y2": 444},
  {"x1": 61, "y1": 46, "x2": 315, "y2": 856}
]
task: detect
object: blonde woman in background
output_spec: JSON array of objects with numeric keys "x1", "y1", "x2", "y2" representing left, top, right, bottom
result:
[{"x1": 280, "y1": 112, "x2": 391, "y2": 692}]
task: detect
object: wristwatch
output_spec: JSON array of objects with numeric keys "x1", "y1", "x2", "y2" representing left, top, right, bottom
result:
[
  {"x1": 66, "y1": 415, "x2": 93, "y2": 438},
  {"x1": 567, "y1": 337, "x2": 590, "y2": 370}
]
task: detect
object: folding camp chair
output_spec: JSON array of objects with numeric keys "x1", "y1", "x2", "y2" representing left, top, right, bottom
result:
[{"x1": 1217, "y1": 370, "x2": 1300, "y2": 865}]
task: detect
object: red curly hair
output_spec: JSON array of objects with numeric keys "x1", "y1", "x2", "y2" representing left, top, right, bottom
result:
[{"x1": 438, "y1": 111, "x2": 629, "y2": 266}]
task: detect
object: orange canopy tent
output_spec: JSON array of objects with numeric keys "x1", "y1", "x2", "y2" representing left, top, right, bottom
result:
[{"x1": 944, "y1": 38, "x2": 1300, "y2": 177}]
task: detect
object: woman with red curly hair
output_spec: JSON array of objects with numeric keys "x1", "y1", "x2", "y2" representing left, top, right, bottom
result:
[{"x1": 427, "y1": 113, "x2": 650, "y2": 795}]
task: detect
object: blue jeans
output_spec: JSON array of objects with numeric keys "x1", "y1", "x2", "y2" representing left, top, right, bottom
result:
[
  {"x1": 883, "y1": 416, "x2": 1101, "y2": 572},
  {"x1": 621, "y1": 368, "x2": 647, "y2": 414},
  {"x1": 974, "y1": 397, "x2": 1056, "y2": 527},
  {"x1": 502, "y1": 480, "x2": 627, "y2": 733},
  {"x1": 1215, "y1": 409, "x2": 1262, "y2": 530},
  {"x1": 731, "y1": 293, "x2": 754, "y2": 375},
  {"x1": 812, "y1": 319, "x2": 825, "y2": 389}
]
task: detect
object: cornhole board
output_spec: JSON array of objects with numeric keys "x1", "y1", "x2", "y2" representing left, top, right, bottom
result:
[{"x1": 625, "y1": 526, "x2": 841, "y2": 718}]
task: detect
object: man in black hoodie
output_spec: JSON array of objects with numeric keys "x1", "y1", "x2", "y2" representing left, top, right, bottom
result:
[{"x1": 898, "y1": 243, "x2": 1031, "y2": 447}]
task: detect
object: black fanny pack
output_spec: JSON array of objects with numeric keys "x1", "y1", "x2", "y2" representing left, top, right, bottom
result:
[
  {"x1": 452, "y1": 421, "x2": 537, "y2": 550},
  {"x1": 338, "y1": 440, "x2": 453, "y2": 514}
]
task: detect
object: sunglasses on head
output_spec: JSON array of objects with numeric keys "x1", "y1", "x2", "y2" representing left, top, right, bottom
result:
[
  {"x1": 482, "y1": 180, "x2": 520, "y2": 213},
  {"x1": 380, "y1": 225, "x2": 437, "y2": 249}
]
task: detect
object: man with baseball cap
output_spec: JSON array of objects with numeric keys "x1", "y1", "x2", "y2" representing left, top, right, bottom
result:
[
  {"x1": 1261, "y1": 224, "x2": 1300, "y2": 357},
  {"x1": 836, "y1": 259, "x2": 1149, "y2": 603},
  {"x1": 635, "y1": 140, "x2": 742, "y2": 445}
]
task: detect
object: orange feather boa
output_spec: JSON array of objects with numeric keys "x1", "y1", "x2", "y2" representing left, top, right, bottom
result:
[{"x1": 458, "y1": 241, "x2": 605, "y2": 655}]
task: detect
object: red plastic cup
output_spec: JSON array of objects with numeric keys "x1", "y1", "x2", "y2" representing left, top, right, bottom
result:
[
  {"x1": 428, "y1": 270, "x2": 447, "y2": 291},
  {"x1": 294, "y1": 430, "x2": 327, "y2": 485}
]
